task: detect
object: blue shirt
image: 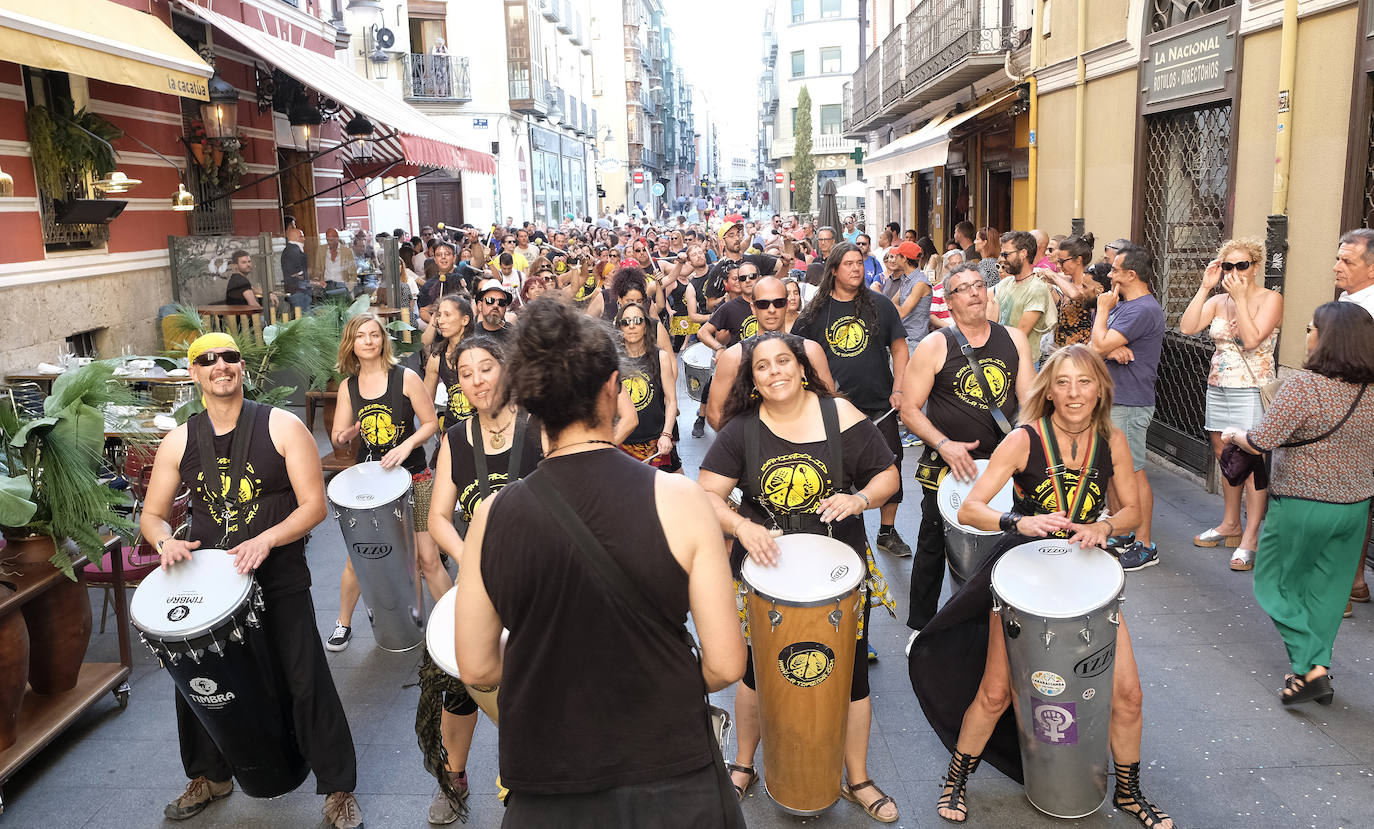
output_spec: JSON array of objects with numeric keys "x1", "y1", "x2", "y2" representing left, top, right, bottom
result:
[
  {"x1": 1100, "y1": 293, "x2": 1165, "y2": 407},
  {"x1": 863, "y1": 255, "x2": 883, "y2": 288},
  {"x1": 843, "y1": 229, "x2": 861, "y2": 244}
]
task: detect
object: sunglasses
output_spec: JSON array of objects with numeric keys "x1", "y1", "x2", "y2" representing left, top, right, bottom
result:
[
  {"x1": 1307, "y1": 323, "x2": 1316, "y2": 334},
  {"x1": 753, "y1": 297, "x2": 788, "y2": 310},
  {"x1": 618, "y1": 317, "x2": 646, "y2": 327},
  {"x1": 738, "y1": 272, "x2": 759, "y2": 281},
  {"x1": 1220, "y1": 261, "x2": 1253, "y2": 272},
  {"x1": 482, "y1": 296, "x2": 512, "y2": 307},
  {"x1": 1056, "y1": 257, "x2": 1073, "y2": 266},
  {"x1": 192, "y1": 349, "x2": 242, "y2": 367}
]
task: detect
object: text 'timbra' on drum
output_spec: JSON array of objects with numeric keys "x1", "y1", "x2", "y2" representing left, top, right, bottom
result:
[
  {"x1": 131, "y1": 550, "x2": 309, "y2": 798},
  {"x1": 426, "y1": 586, "x2": 505, "y2": 724},
  {"x1": 741, "y1": 534, "x2": 865, "y2": 816},
  {"x1": 937, "y1": 458, "x2": 1014, "y2": 588},
  {"x1": 991, "y1": 539, "x2": 1125, "y2": 819},
  {"x1": 327, "y1": 461, "x2": 424, "y2": 652},
  {"x1": 680, "y1": 342, "x2": 714, "y2": 402}
]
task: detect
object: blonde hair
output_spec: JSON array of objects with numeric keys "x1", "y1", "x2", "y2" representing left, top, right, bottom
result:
[
  {"x1": 1217, "y1": 237, "x2": 1265, "y2": 281},
  {"x1": 335, "y1": 314, "x2": 397, "y2": 376},
  {"x1": 1019, "y1": 345, "x2": 1116, "y2": 441}
]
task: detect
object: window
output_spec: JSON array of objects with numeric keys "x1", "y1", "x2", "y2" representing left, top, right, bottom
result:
[
  {"x1": 820, "y1": 104, "x2": 842, "y2": 134},
  {"x1": 791, "y1": 0, "x2": 803, "y2": 23},
  {"x1": 820, "y1": 46, "x2": 841, "y2": 74},
  {"x1": 791, "y1": 107, "x2": 798, "y2": 133},
  {"x1": 820, "y1": 0, "x2": 840, "y2": 18},
  {"x1": 791, "y1": 50, "x2": 804, "y2": 77}
]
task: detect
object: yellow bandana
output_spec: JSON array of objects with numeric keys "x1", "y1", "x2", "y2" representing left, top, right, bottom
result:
[{"x1": 187, "y1": 332, "x2": 237, "y2": 364}]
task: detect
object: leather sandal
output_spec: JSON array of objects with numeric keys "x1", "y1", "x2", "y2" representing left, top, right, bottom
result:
[
  {"x1": 936, "y1": 750, "x2": 981, "y2": 824},
  {"x1": 842, "y1": 779, "x2": 898, "y2": 823},
  {"x1": 1229, "y1": 548, "x2": 1255, "y2": 571},
  {"x1": 1193, "y1": 527, "x2": 1241, "y2": 548},
  {"x1": 1112, "y1": 761, "x2": 1172, "y2": 828},
  {"x1": 1352, "y1": 583, "x2": 1370, "y2": 603},
  {"x1": 1281, "y1": 673, "x2": 1334, "y2": 706},
  {"x1": 726, "y1": 763, "x2": 757, "y2": 801}
]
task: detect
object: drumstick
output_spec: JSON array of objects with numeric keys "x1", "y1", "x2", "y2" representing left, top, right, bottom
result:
[
  {"x1": 642, "y1": 451, "x2": 664, "y2": 464},
  {"x1": 869, "y1": 407, "x2": 897, "y2": 424}
]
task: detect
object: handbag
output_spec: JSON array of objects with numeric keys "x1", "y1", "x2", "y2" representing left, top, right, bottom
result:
[
  {"x1": 1222, "y1": 383, "x2": 1369, "y2": 487},
  {"x1": 527, "y1": 474, "x2": 742, "y2": 826},
  {"x1": 1233, "y1": 337, "x2": 1282, "y2": 410}
]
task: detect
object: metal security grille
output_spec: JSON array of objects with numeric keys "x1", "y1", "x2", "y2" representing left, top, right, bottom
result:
[
  {"x1": 1141, "y1": 103, "x2": 1233, "y2": 473},
  {"x1": 1365, "y1": 80, "x2": 1374, "y2": 228}
]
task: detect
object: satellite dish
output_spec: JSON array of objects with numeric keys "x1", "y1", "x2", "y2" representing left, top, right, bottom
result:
[{"x1": 374, "y1": 27, "x2": 396, "y2": 49}]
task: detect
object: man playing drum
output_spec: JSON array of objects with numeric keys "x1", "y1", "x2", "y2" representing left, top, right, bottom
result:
[
  {"x1": 140, "y1": 333, "x2": 362, "y2": 829},
  {"x1": 910, "y1": 345, "x2": 1171, "y2": 828},
  {"x1": 900, "y1": 263, "x2": 1035, "y2": 644}
]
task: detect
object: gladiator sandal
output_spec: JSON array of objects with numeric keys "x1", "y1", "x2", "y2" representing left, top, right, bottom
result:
[
  {"x1": 1112, "y1": 760, "x2": 1172, "y2": 828},
  {"x1": 935, "y1": 750, "x2": 980, "y2": 824}
]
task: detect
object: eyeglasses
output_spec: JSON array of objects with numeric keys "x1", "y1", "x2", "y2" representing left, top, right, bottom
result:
[
  {"x1": 618, "y1": 317, "x2": 646, "y2": 327},
  {"x1": 1056, "y1": 257, "x2": 1073, "y2": 267},
  {"x1": 503, "y1": 239, "x2": 516, "y2": 245},
  {"x1": 482, "y1": 296, "x2": 512, "y2": 307},
  {"x1": 949, "y1": 281, "x2": 984, "y2": 296},
  {"x1": 192, "y1": 349, "x2": 242, "y2": 367},
  {"x1": 753, "y1": 297, "x2": 788, "y2": 310},
  {"x1": 1220, "y1": 261, "x2": 1253, "y2": 272},
  {"x1": 738, "y1": 272, "x2": 759, "y2": 281}
]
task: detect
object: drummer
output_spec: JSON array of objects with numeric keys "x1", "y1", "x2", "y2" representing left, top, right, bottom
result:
[
  {"x1": 697, "y1": 331, "x2": 901, "y2": 824},
  {"x1": 140, "y1": 332, "x2": 361, "y2": 828},
  {"x1": 703, "y1": 275, "x2": 833, "y2": 431},
  {"x1": 422, "y1": 335, "x2": 544, "y2": 824},
  {"x1": 587, "y1": 265, "x2": 676, "y2": 359},
  {"x1": 423, "y1": 295, "x2": 477, "y2": 437},
  {"x1": 913, "y1": 345, "x2": 1171, "y2": 828},
  {"x1": 327, "y1": 314, "x2": 443, "y2": 653},
  {"x1": 614, "y1": 301, "x2": 682, "y2": 471}
]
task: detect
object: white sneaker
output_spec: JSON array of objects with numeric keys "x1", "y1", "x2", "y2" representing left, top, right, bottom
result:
[
  {"x1": 325, "y1": 623, "x2": 352, "y2": 652},
  {"x1": 905, "y1": 629, "x2": 920, "y2": 657}
]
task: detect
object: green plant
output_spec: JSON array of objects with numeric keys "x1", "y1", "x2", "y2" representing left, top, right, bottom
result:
[
  {"x1": 0, "y1": 362, "x2": 137, "y2": 579},
  {"x1": 793, "y1": 85, "x2": 815, "y2": 215},
  {"x1": 204, "y1": 135, "x2": 249, "y2": 190},
  {"x1": 24, "y1": 101, "x2": 122, "y2": 199}
]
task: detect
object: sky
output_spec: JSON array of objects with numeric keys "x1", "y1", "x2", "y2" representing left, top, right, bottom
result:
[{"x1": 662, "y1": 0, "x2": 768, "y2": 169}]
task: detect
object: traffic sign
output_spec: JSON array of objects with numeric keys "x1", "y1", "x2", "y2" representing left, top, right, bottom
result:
[
  {"x1": 652, "y1": 182, "x2": 665, "y2": 196},
  {"x1": 775, "y1": 171, "x2": 785, "y2": 184},
  {"x1": 789, "y1": 181, "x2": 795, "y2": 192},
  {"x1": 632, "y1": 170, "x2": 645, "y2": 184}
]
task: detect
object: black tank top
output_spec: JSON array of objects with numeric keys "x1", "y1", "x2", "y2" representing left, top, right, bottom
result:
[
  {"x1": 926, "y1": 324, "x2": 1020, "y2": 456},
  {"x1": 622, "y1": 350, "x2": 666, "y2": 443},
  {"x1": 179, "y1": 403, "x2": 310, "y2": 597},
  {"x1": 445, "y1": 411, "x2": 542, "y2": 523},
  {"x1": 435, "y1": 345, "x2": 474, "y2": 432},
  {"x1": 1011, "y1": 422, "x2": 1114, "y2": 538},
  {"x1": 347, "y1": 365, "x2": 427, "y2": 474},
  {"x1": 480, "y1": 450, "x2": 712, "y2": 793},
  {"x1": 600, "y1": 286, "x2": 618, "y2": 322},
  {"x1": 667, "y1": 279, "x2": 688, "y2": 315}
]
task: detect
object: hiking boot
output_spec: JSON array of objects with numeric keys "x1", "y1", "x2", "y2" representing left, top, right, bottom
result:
[
  {"x1": 691, "y1": 416, "x2": 706, "y2": 438},
  {"x1": 876, "y1": 529, "x2": 912, "y2": 558},
  {"x1": 1105, "y1": 532, "x2": 1137, "y2": 558},
  {"x1": 323, "y1": 791, "x2": 363, "y2": 829},
  {"x1": 1120, "y1": 541, "x2": 1159, "y2": 572},
  {"x1": 164, "y1": 777, "x2": 233, "y2": 820},
  {"x1": 427, "y1": 772, "x2": 469, "y2": 825},
  {"x1": 326, "y1": 623, "x2": 352, "y2": 652}
]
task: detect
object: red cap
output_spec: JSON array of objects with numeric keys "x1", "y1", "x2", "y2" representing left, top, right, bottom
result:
[
  {"x1": 894, "y1": 240, "x2": 923, "y2": 260},
  {"x1": 618, "y1": 258, "x2": 640, "y2": 269}
]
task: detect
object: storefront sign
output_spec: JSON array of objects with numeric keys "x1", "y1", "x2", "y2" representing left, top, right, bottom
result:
[{"x1": 1144, "y1": 19, "x2": 1234, "y2": 108}]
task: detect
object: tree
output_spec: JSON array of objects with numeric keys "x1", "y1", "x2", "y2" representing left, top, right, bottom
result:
[{"x1": 793, "y1": 85, "x2": 814, "y2": 215}]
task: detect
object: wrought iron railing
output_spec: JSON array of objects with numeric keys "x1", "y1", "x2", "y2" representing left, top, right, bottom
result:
[
  {"x1": 403, "y1": 54, "x2": 471, "y2": 102},
  {"x1": 905, "y1": 0, "x2": 1015, "y2": 94},
  {"x1": 881, "y1": 24, "x2": 905, "y2": 109},
  {"x1": 39, "y1": 194, "x2": 108, "y2": 251}
]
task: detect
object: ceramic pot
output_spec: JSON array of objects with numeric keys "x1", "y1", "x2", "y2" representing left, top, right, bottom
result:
[
  {"x1": 0, "y1": 582, "x2": 29, "y2": 750},
  {"x1": 11, "y1": 535, "x2": 92, "y2": 695}
]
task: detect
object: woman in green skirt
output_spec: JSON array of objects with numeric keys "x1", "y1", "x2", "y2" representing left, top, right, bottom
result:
[{"x1": 1223, "y1": 301, "x2": 1374, "y2": 705}]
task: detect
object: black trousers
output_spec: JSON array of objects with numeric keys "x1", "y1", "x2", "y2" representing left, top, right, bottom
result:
[
  {"x1": 864, "y1": 407, "x2": 903, "y2": 505},
  {"x1": 503, "y1": 763, "x2": 744, "y2": 829},
  {"x1": 907, "y1": 486, "x2": 948, "y2": 630},
  {"x1": 176, "y1": 589, "x2": 357, "y2": 794}
]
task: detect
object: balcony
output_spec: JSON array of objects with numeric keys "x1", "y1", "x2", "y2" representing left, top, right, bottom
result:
[
  {"x1": 905, "y1": 0, "x2": 1016, "y2": 102},
  {"x1": 769, "y1": 133, "x2": 861, "y2": 161},
  {"x1": 540, "y1": 0, "x2": 558, "y2": 22},
  {"x1": 556, "y1": 0, "x2": 572, "y2": 33},
  {"x1": 762, "y1": 30, "x2": 777, "y2": 65},
  {"x1": 509, "y1": 70, "x2": 549, "y2": 115},
  {"x1": 402, "y1": 54, "x2": 472, "y2": 103}
]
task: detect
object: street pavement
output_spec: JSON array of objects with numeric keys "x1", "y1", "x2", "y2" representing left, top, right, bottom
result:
[{"x1": 4, "y1": 364, "x2": 1374, "y2": 828}]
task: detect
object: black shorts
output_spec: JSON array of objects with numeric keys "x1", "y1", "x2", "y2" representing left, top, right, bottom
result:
[{"x1": 866, "y1": 408, "x2": 903, "y2": 505}]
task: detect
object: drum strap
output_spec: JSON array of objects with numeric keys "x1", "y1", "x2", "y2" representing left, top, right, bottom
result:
[
  {"x1": 472, "y1": 409, "x2": 529, "y2": 500},
  {"x1": 950, "y1": 325, "x2": 1013, "y2": 435},
  {"x1": 743, "y1": 396, "x2": 843, "y2": 534},
  {"x1": 191, "y1": 400, "x2": 260, "y2": 548},
  {"x1": 527, "y1": 473, "x2": 741, "y2": 827},
  {"x1": 1037, "y1": 417, "x2": 1099, "y2": 523}
]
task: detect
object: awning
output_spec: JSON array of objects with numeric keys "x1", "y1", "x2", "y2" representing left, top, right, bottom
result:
[
  {"x1": 0, "y1": 0, "x2": 212, "y2": 100},
  {"x1": 862, "y1": 92, "x2": 1018, "y2": 180},
  {"x1": 174, "y1": 0, "x2": 496, "y2": 176}
]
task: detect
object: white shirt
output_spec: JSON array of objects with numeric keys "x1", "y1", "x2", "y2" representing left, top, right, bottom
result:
[
  {"x1": 1339, "y1": 281, "x2": 1374, "y2": 318},
  {"x1": 323, "y1": 246, "x2": 345, "y2": 283}
]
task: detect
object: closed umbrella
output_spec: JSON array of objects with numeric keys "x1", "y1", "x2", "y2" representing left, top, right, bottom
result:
[{"x1": 816, "y1": 178, "x2": 841, "y2": 236}]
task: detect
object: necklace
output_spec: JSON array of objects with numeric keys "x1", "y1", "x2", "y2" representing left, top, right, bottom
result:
[
  {"x1": 482, "y1": 409, "x2": 515, "y2": 449},
  {"x1": 1051, "y1": 417, "x2": 1093, "y2": 460},
  {"x1": 546, "y1": 438, "x2": 617, "y2": 458}
]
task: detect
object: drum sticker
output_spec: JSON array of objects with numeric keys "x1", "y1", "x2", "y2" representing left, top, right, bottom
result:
[
  {"x1": 1073, "y1": 642, "x2": 1116, "y2": 678},
  {"x1": 1031, "y1": 698, "x2": 1078, "y2": 745},
  {"x1": 352, "y1": 543, "x2": 393, "y2": 560},
  {"x1": 829, "y1": 565, "x2": 851, "y2": 583},
  {"x1": 1030, "y1": 670, "x2": 1066, "y2": 697},
  {"x1": 688, "y1": 376, "x2": 701, "y2": 394},
  {"x1": 777, "y1": 641, "x2": 836, "y2": 688},
  {"x1": 1082, "y1": 688, "x2": 1096, "y2": 701},
  {"x1": 188, "y1": 677, "x2": 237, "y2": 710},
  {"x1": 167, "y1": 605, "x2": 190, "y2": 622}
]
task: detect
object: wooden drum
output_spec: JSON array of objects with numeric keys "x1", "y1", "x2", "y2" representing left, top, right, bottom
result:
[
  {"x1": 741, "y1": 533, "x2": 865, "y2": 815},
  {"x1": 426, "y1": 586, "x2": 504, "y2": 723}
]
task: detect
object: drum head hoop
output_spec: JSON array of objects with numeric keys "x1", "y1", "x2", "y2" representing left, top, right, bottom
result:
[
  {"x1": 937, "y1": 459, "x2": 1013, "y2": 533},
  {"x1": 426, "y1": 587, "x2": 461, "y2": 677},
  {"x1": 328, "y1": 461, "x2": 411, "y2": 508},
  {"x1": 130, "y1": 550, "x2": 252, "y2": 638},
  {"x1": 991, "y1": 540, "x2": 1124, "y2": 618},
  {"x1": 741, "y1": 534, "x2": 864, "y2": 605},
  {"x1": 681, "y1": 342, "x2": 713, "y2": 369}
]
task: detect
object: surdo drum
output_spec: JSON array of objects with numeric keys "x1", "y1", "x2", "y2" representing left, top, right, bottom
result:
[
  {"x1": 937, "y1": 459, "x2": 1014, "y2": 587},
  {"x1": 426, "y1": 586, "x2": 504, "y2": 724},
  {"x1": 680, "y1": 342, "x2": 714, "y2": 402},
  {"x1": 991, "y1": 539, "x2": 1125, "y2": 818},
  {"x1": 327, "y1": 461, "x2": 423, "y2": 652},
  {"x1": 741, "y1": 534, "x2": 865, "y2": 815},
  {"x1": 131, "y1": 551, "x2": 309, "y2": 797}
]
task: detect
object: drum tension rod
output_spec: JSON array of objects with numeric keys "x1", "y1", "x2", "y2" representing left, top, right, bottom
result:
[
  {"x1": 1040, "y1": 621, "x2": 1055, "y2": 650},
  {"x1": 1079, "y1": 618, "x2": 1093, "y2": 645},
  {"x1": 768, "y1": 604, "x2": 782, "y2": 632},
  {"x1": 829, "y1": 600, "x2": 843, "y2": 633}
]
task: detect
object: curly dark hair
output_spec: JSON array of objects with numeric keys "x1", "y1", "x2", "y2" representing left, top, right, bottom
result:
[
  {"x1": 720, "y1": 331, "x2": 837, "y2": 425},
  {"x1": 1306, "y1": 301, "x2": 1374, "y2": 383},
  {"x1": 795, "y1": 241, "x2": 879, "y2": 330},
  {"x1": 611, "y1": 265, "x2": 648, "y2": 299},
  {"x1": 501, "y1": 297, "x2": 620, "y2": 434}
]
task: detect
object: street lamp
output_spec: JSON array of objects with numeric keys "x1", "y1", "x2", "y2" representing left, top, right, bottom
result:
[
  {"x1": 200, "y1": 70, "x2": 240, "y2": 139},
  {"x1": 546, "y1": 91, "x2": 562, "y2": 127},
  {"x1": 367, "y1": 44, "x2": 390, "y2": 80},
  {"x1": 344, "y1": 113, "x2": 376, "y2": 164},
  {"x1": 288, "y1": 95, "x2": 323, "y2": 152}
]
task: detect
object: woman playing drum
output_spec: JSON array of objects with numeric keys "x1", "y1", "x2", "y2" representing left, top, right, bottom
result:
[
  {"x1": 327, "y1": 315, "x2": 444, "y2": 652},
  {"x1": 697, "y1": 331, "x2": 901, "y2": 824},
  {"x1": 915, "y1": 344, "x2": 1171, "y2": 828},
  {"x1": 614, "y1": 301, "x2": 680, "y2": 471}
]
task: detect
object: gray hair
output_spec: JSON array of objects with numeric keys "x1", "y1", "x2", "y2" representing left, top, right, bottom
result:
[
  {"x1": 942, "y1": 262, "x2": 980, "y2": 295},
  {"x1": 1340, "y1": 228, "x2": 1374, "y2": 266}
]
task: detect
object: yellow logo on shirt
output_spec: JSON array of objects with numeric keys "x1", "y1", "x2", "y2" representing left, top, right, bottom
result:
[
  {"x1": 623, "y1": 370, "x2": 653, "y2": 411},
  {"x1": 742, "y1": 314, "x2": 759, "y2": 340},
  {"x1": 825, "y1": 315, "x2": 869, "y2": 357},
  {"x1": 759, "y1": 453, "x2": 831, "y2": 512},
  {"x1": 460, "y1": 474, "x2": 509, "y2": 524},
  {"x1": 1029, "y1": 472, "x2": 1104, "y2": 526},
  {"x1": 196, "y1": 459, "x2": 262, "y2": 532},
  {"x1": 574, "y1": 274, "x2": 597, "y2": 302},
  {"x1": 953, "y1": 359, "x2": 1010, "y2": 411},
  {"x1": 358, "y1": 403, "x2": 399, "y2": 447},
  {"x1": 447, "y1": 386, "x2": 474, "y2": 422}
]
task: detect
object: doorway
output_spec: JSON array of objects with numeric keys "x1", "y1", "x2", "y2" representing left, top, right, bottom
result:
[
  {"x1": 416, "y1": 178, "x2": 463, "y2": 230},
  {"x1": 278, "y1": 149, "x2": 316, "y2": 239},
  {"x1": 985, "y1": 169, "x2": 1012, "y2": 234},
  {"x1": 916, "y1": 171, "x2": 934, "y2": 242}
]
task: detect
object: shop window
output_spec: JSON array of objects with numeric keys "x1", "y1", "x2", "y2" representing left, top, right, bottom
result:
[
  {"x1": 1149, "y1": 0, "x2": 1234, "y2": 33},
  {"x1": 791, "y1": 50, "x2": 805, "y2": 77},
  {"x1": 820, "y1": 46, "x2": 841, "y2": 74},
  {"x1": 819, "y1": 104, "x2": 842, "y2": 135}
]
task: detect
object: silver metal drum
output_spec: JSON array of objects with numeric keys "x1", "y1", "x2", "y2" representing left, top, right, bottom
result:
[
  {"x1": 327, "y1": 461, "x2": 423, "y2": 652},
  {"x1": 937, "y1": 459, "x2": 1013, "y2": 587},
  {"x1": 425, "y1": 586, "x2": 507, "y2": 724},
  {"x1": 991, "y1": 539, "x2": 1125, "y2": 819},
  {"x1": 681, "y1": 342, "x2": 714, "y2": 402}
]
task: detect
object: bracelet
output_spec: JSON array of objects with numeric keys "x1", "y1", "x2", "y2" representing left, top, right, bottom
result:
[
  {"x1": 855, "y1": 492, "x2": 870, "y2": 508},
  {"x1": 1099, "y1": 519, "x2": 1115, "y2": 537},
  {"x1": 155, "y1": 538, "x2": 167, "y2": 556},
  {"x1": 732, "y1": 515, "x2": 749, "y2": 536},
  {"x1": 660, "y1": 432, "x2": 674, "y2": 440},
  {"x1": 935, "y1": 437, "x2": 950, "y2": 451},
  {"x1": 999, "y1": 512, "x2": 1024, "y2": 533}
]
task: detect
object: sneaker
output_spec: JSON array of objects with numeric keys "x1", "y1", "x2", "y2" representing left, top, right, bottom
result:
[
  {"x1": 428, "y1": 772, "x2": 469, "y2": 824},
  {"x1": 904, "y1": 629, "x2": 920, "y2": 657},
  {"x1": 1119, "y1": 541, "x2": 1159, "y2": 572},
  {"x1": 164, "y1": 777, "x2": 233, "y2": 820},
  {"x1": 691, "y1": 416, "x2": 706, "y2": 438},
  {"x1": 323, "y1": 791, "x2": 364, "y2": 829},
  {"x1": 326, "y1": 623, "x2": 352, "y2": 652},
  {"x1": 901, "y1": 434, "x2": 921, "y2": 448},
  {"x1": 1105, "y1": 532, "x2": 1137, "y2": 558},
  {"x1": 867, "y1": 642, "x2": 878, "y2": 663},
  {"x1": 876, "y1": 529, "x2": 912, "y2": 558}
]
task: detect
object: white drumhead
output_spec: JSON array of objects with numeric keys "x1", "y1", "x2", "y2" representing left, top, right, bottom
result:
[
  {"x1": 937, "y1": 459, "x2": 1013, "y2": 535},
  {"x1": 681, "y1": 342, "x2": 713, "y2": 370},
  {"x1": 741, "y1": 533, "x2": 864, "y2": 605},
  {"x1": 991, "y1": 539, "x2": 1124, "y2": 618},
  {"x1": 327, "y1": 461, "x2": 411, "y2": 509},
  {"x1": 426, "y1": 587, "x2": 510, "y2": 679},
  {"x1": 130, "y1": 550, "x2": 252, "y2": 639}
]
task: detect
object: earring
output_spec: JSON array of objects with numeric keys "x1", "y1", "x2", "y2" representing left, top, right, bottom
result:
[
  {"x1": 749, "y1": 387, "x2": 761, "y2": 400},
  {"x1": 802, "y1": 377, "x2": 810, "y2": 387}
]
